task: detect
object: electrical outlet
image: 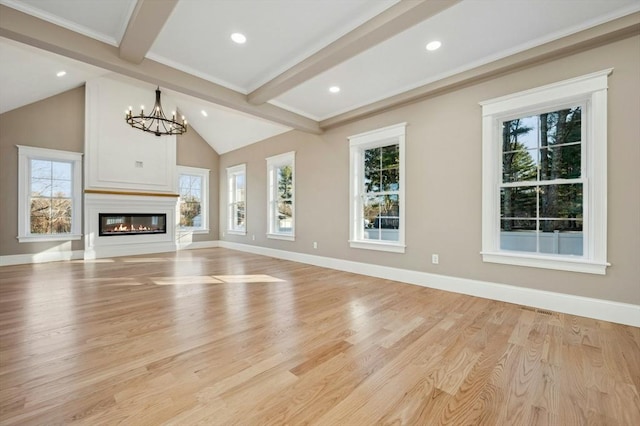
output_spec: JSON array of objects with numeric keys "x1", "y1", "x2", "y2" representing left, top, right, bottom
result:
[
  {"x1": 313, "y1": 241, "x2": 318, "y2": 249},
  {"x1": 431, "y1": 254, "x2": 439, "y2": 264},
  {"x1": 252, "y1": 234, "x2": 256, "y2": 241}
]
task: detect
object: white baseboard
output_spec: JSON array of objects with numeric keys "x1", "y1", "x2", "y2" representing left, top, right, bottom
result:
[
  {"x1": 218, "y1": 241, "x2": 640, "y2": 327},
  {"x1": 0, "y1": 250, "x2": 85, "y2": 266},
  {"x1": 0, "y1": 240, "x2": 219, "y2": 266},
  {"x1": 177, "y1": 240, "x2": 219, "y2": 250}
]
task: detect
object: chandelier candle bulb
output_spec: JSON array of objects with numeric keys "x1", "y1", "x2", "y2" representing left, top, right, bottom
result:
[{"x1": 125, "y1": 87, "x2": 187, "y2": 137}]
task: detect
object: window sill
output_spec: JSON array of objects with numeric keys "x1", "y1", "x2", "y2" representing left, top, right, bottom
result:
[
  {"x1": 227, "y1": 230, "x2": 247, "y2": 236},
  {"x1": 18, "y1": 233, "x2": 82, "y2": 243},
  {"x1": 178, "y1": 228, "x2": 209, "y2": 235},
  {"x1": 481, "y1": 251, "x2": 609, "y2": 275},
  {"x1": 267, "y1": 233, "x2": 295, "y2": 242},
  {"x1": 350, "y1": 240, "x2": 405, "y2": 253}
]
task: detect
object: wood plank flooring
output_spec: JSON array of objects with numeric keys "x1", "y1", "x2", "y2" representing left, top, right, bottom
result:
[{"x1": 1, "y1": 248, "x2": 638, "y2": 425}]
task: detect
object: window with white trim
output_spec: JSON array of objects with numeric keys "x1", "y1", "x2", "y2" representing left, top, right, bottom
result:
[
  {"x1": 266, "y1": 151, "x2": 295, "y2": 241},
  {"x1": 226, "y1": 163, "x2": 246, "y2": 235},
  {"x1": 349, "y1": 123, "x2": 406, "y2": 253},
  {"x1": 480, "y1": 69, "x2": 610, "y2": 274},
  {"x1": 177, "y1": 166, "x2": 209, "y2": 233},
  {"x1": 17, "y1": 145, "x2": 83, "y2": 242}
]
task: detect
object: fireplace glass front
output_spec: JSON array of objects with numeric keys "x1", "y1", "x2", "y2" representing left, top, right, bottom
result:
[{"x1": 99, "y1": 213, "x2": 167, "y2": 236}]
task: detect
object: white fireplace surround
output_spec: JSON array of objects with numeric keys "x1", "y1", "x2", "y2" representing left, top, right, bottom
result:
[
  {"x1": 81, "y1": 76, "x2": 183, "y2": 260},
  {"x1": 84, "y1": 192, "x2": 178, "y2": 259}
]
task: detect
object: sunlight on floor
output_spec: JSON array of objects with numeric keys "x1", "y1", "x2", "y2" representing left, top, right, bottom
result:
[{"x1": 153, "y1": 276, "x2": 224, "y2": 285}]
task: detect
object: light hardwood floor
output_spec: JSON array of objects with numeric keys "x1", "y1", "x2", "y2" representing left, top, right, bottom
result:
[{"x1": 1, "y1": 248, "x2": 638, "y2": 425}]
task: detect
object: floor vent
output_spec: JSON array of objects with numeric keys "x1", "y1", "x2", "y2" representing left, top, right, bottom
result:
[{"x1": 520, "y1": 306, "x2": 554, "y2": 316}]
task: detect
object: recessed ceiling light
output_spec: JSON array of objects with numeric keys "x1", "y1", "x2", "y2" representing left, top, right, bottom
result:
[
  {"x1": 56, "y1": 70, "x2": 67, "y2": 77},
  {"x1": 201, "y1": 110, "x2": 208, "y2": 117},
  {"x1": 426, "y1": 41, "x2": 442, "y2": 51},
  {"x1": 329, "y1": 86, "x2": 340, "y2": 93},
  {"x1": 231, "y1": 33, "x2": 247, "y2": 44}
]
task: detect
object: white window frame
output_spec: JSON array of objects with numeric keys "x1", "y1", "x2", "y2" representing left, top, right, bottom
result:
[
  {"x1": 226, "y1": 163, "x2": 247, "y2": 235},
  {"x1": 177, "y1": 165, "x2": 209, "y2": 234},
  {"x1": 266, "y1": 151, "x2": 295, "y2": 241},
  {"x1": 349, "y1": 123, "x2": 406, "y2": 253},
  {"x1": 480, "y1": 69, "x2": 611, "y2": 274},
  {"x1": 17, "y1": 145, "x2": 83, "y2": 242}
]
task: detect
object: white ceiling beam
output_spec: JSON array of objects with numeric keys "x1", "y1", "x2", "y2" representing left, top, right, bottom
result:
[
  {"x1": 320, "y1": 12, "x2": 640, "y2": 130},
  {"x1": 119, "y1": 0, "x2": 178, "y2": 64},
  {"x1": 0, "y1": 5, "x2": 320, "y2": 134},
  {"x1": 247, "y1": 0, "x2": 462, "y2": 105}
]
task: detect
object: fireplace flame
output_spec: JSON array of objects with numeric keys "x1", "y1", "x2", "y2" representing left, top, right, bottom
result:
[{"x1": 111, "y1": 224, "x2": 153, "y2": 232}]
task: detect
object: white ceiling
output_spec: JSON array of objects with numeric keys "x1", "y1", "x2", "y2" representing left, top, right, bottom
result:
[{"x1": 1, "y1": 0, "x2": 638, "y2": 154}]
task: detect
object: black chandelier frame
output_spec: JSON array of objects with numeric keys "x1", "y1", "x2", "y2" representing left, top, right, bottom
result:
[{"x1": 126, "y1": 87, "x2": 187, "y2": 137}]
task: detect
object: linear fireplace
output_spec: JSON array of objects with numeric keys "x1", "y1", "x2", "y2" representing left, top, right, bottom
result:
[{"x1": 99, "y1": 213, "x2": 167, "y2": 237}]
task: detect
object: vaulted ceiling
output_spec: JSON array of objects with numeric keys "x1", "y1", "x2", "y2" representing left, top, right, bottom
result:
[{"x1": 1, "y1": 0, "x2": 638, "y2": 153}]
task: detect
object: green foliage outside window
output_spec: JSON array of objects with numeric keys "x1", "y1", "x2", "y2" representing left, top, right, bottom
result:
[{"x1": 501, "y1": 107, "x2": 583, "y2": 236}]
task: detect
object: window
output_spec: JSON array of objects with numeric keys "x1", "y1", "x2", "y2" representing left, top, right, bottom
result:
[
  {"x1": 177, "y1": 166, "x2": 209, "y2": 233},
  {"x1": 17, "y1": 145, "x2": 83, "y2": 242},
  {"x1": 227, "y1": 163, "x2": 246, "y2": 235},
  {"x1": 266, "y1": 151, "x2": 295, "y2": 241},
  {"x1": 349, "y1": 123, "x2": 406, "y2": 253},
  {"x1": 481, "y1": 69, "x2": 610, "y2": 274}
]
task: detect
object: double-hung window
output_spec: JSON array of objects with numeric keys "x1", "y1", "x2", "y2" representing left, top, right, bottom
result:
[
  {"x1": 177, "y1": 166, "x2": 209, "y2": 233},
  {"x1": 17, "y1": 145, "x2": 83, "y2": 242},
  {"x1": 227, "y1": 163, "x2": 247, "y2": 235},
  {"x1": 349, "y1": 123, "x2": 406, "y2": 253},
  {"x1": 266, "y1": 151, "x2": 295, "y2": 241},
  {"x1": 481, "y1": 69, "x2": 610, "y2": 274}
]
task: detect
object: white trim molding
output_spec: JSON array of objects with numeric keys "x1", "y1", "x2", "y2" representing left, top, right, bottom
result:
[
  {"x1": 176, "y1": 240, "x2": 219, "y2": 251},
  {"x1": 226, "y1": 163, "x2": 247, "y2": 235},
  {"x1": 348, "y1": 122, "x2": 406, "y2": 253},
  {"x1": 266, "y1": 151, "x2": 295, "y2": 241},
  {"x1": 0, "y1": 242, "x2": 219, "y2": 266},
  {"x1": 480, "y1": 69, "x2": 611, "y2": 274},
  {"x1": 17, "y1": 145, "x2": 83, "y2": 243},
  {"x1": 0, "y1": 250, "x2": 85, "y2": 266},
  {"x1": 218, "y1": 241, "x2": 640, "y2": 327},
  {"x1": 177, "y1": 165, "x2": 210, "y2": 234}
]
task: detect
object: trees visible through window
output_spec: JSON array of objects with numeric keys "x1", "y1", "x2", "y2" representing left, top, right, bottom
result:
[
  {"x1": 177, "y1": 166, "x2": 209, "y2": 232},
  {"x1": 481, "y1": 69, "x2": 610, "y2": 274},
  {"x1": 363, "y1": 144, "x2": 400, "y2": 241},
  {"x1": 501, "y1": 106, "x2": 583, "y2": 255},
  {"x1": 17, "y1": 145, "x2": 82, "y2": 242},
  {"x1": 275, "y1": 165, "x2": 293, "y2": 233},
  {"x1": 227, "y1": 164, "x2": 246, "y2": 234},
  {"x1": 266, "y1": 152, "x2": 295, "y2": 240},
  {"x1": 349, "y1": 123, "x2": 406, "y2": 253},
  {"x1": 29, "y1": 159, "x2": 73, "y2": 234}
]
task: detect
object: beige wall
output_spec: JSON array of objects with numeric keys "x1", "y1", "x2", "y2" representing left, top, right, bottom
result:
[
  {"x1": 177, "y1": 126, "x2": 220, "y2": 242},
  {"x1": 219, "y1": 35, "x2": 640, "y2": 305},
  {"x1": 0, "y1": 86, "x2": 219, "y2": 256},
  {"x1": 0, "y1": 87, "x2": 85, "y2": 256}
]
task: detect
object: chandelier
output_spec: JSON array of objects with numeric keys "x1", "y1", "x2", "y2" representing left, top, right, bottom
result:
[{"x1": 125, "y1": 87, "x2": 187, "y2": 136}]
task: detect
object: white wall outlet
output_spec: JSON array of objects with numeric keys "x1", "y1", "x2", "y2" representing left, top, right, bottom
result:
[
  {"x1": 313, "y1": 241, "x2": 318, "y2": 249},
  {"x1": 252, "y1": 234, "x2": 256, "y2": 241},
  {"x1": 432, "y1": 254, "x2": 439, "y2": 264}
]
